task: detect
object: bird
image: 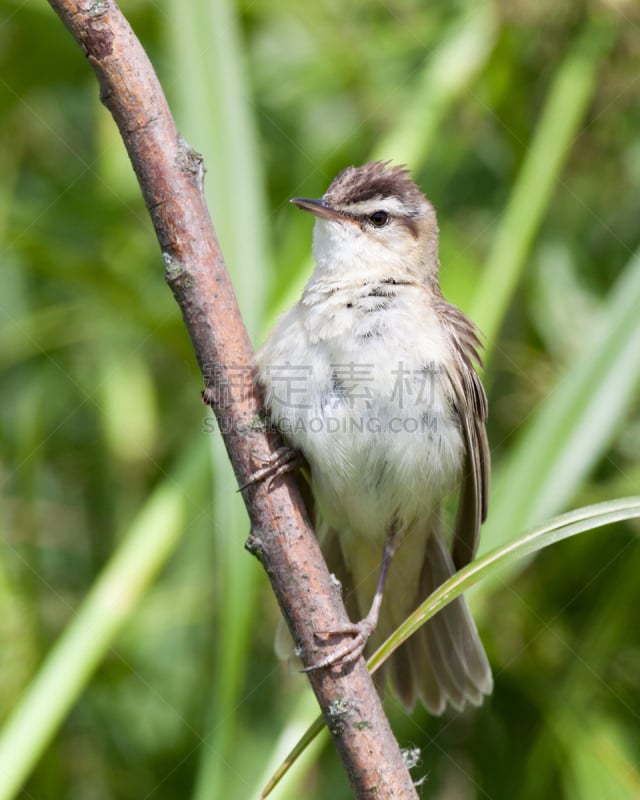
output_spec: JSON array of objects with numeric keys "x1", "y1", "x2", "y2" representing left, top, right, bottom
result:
[{"x1": 255, "y1": 161, "x2": 492, "y2": 714}]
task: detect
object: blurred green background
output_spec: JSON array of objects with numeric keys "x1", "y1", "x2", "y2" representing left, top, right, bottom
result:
[{"x1": 1, "y1": 1, "x2": 640, "y2": 798}]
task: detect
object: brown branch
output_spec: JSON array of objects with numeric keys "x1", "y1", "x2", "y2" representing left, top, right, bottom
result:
[{"x1": 47, "y1": 1, "x2": 419, "y2": 797}]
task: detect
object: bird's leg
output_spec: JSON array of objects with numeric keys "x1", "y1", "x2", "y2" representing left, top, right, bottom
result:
[
  {"x1": 238, "y1": 446, "x2": 302, "y2": 492},
  {"x1": 303, "y1": 537, "x2": 397, "y2": 672}
]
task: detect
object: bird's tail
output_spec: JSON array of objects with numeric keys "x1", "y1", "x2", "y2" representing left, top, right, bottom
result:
[{"x1": 386, "y1": 529, "x2": 492, "y2": 714}]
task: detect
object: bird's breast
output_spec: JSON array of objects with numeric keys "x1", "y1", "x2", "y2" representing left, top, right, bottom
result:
[{"x1": 258, "y1": 283, "x2": 465, "y2": 541}]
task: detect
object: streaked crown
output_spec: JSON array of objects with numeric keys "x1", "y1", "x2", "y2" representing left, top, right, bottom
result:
[{"x1": 324, "y1": 161, "x2": 426, "y2": 215}]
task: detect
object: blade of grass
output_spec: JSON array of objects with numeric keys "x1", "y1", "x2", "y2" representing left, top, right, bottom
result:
[
  {"x1": 262, "y1": 497, "x2": 640, "y2": 796},
  {"x1": 250, "y1": 689, "x2": 328, "y2": 800},
  {"x1": 471, "y1": 17, "x2": 615, "y2": 359},
  {"x1": 368, "y1": 497, "x2": 640, "y2": 669},
  {"x1": 561, "y1": 715, "x2": 640, "y2": 800},
  {"x1": 483, "y1": 243, "x2": 640, "y2": 553},
  {"x1": 372, "y1": 1, "x2": 498, "y2": 165},
  {"x1": 0, "y1": 436, "x2": 210, "y2": 800},
  {"x1": 521, "y1": 543, "x2": 640, "y2": 800}
]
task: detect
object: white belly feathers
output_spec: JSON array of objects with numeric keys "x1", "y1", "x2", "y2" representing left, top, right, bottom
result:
[{"x1": 257, "y1": 282, "x2": 465, "y2": 545}]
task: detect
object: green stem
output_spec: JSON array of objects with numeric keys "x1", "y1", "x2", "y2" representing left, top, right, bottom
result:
[
  {"x1": 0, "y1": 439, "x2": 209, "y2": 800},
  {"x1": 472, "y1": 18, "x2": 614, "y2": 358}
]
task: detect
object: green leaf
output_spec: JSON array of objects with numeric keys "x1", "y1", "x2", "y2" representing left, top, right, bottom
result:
[
  {"x1": 262, "y1": 498, "x2": 640, "y2": 796},
  {"x1": 484, "y1": 244, "x2": 640, "y2": 553},
  {"x1": 0, "y1": 438, "x2": 210, "y2": 800},
  {"x1": 471, "y1": 18, "x2": 615, "y2": 358}
]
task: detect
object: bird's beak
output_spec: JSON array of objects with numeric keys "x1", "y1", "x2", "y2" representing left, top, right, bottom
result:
[{"x1": 290, "y1": 197, "x2": 355, "y2": 224}]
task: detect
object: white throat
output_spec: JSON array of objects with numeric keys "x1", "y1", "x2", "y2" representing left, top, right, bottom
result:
[{"x1": 309, "y1": 218, "x2": 428, "y2": 291}]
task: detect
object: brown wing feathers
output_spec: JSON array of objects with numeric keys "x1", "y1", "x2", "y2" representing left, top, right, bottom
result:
[{"x1": 436, "y1": 299, "x2": 490, "y2": 569}]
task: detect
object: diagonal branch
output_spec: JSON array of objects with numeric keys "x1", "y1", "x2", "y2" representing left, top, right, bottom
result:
[{"x1": 46, "y1": 1, "x2": 419, "y2": 797}]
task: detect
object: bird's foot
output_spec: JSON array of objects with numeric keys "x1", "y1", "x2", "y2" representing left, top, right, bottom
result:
[
  {"x1": 302, "y1": 616, "x2": 377, "y2": 672},
  {"x1": 239, "y1": 446, "x2": 301, "y2": 492},
  {"x1": 302, "y1": 543, "x2": 392, "y2": 672}
]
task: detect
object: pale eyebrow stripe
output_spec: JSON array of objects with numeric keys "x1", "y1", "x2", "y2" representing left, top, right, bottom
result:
[{"x1": 334, "y1": 197, "x2": 407, "y2": 215}]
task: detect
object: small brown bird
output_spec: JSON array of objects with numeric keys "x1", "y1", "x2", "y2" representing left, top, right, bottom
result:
[{"x1": 256, "y1": 162, "x2": 492, "y2": 713}]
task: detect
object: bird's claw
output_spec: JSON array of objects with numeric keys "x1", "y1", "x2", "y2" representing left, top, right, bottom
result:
[
  {"x1": 301, "y1": 618, "x2": 376, "y2": 672},
  {"x1": 238, "y1": 446, "x2": 301, "y2": 492}
]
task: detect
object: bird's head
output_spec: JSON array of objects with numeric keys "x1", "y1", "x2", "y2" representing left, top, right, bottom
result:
[{"x1": 291, "y1": 161, "x2": 440, "y2": 285}]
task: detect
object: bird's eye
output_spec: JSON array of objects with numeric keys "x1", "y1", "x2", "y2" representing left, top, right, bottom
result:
[{"x1": 369, "y1": 210, "x2": 389, "y2": 228}]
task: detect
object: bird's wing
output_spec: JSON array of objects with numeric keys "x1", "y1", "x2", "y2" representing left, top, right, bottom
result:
[{"x1": 437, "y1": 300, "x2": 490, "y2": 569}]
